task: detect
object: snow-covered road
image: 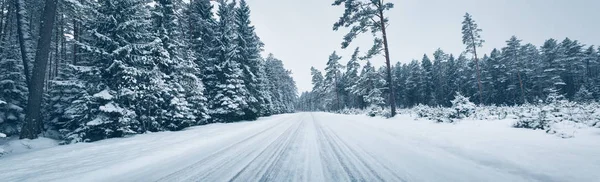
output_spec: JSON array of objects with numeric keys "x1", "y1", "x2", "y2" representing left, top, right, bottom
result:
[{"x1": 1, "y1": 112, "x2": 599, "y2": 181}]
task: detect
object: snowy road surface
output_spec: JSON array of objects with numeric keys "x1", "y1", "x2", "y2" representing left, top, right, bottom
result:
[{"x1": 1, "y1": 112, "x2": 600, "y2": 181}]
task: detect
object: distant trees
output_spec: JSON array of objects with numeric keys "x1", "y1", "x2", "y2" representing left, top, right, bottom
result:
[
  {"x1": 0, "y1": 0, "x2": 297, "y2": 142},
  {"x1": 298, "y1": 36, "x2": 600, "y2": 112}
]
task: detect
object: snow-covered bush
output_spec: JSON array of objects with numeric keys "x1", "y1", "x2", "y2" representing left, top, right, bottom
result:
[
  {"x1": 339, "y1": 108, "x2": 365, "y2": 115},
  {"x1": 413, "y1": 104, "x2": 431, "y2": 118},
  {"x1": 366, "y1": 105, "x2": 383, "y2": 117},
  {"x1": 449, "y1": 92, "x2": 476, "y2": 119}
]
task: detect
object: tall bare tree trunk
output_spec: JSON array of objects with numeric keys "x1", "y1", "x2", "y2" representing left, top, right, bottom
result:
[
  {"x1": 0, "y1": 0, "x2": 7, "y2": 41},
  {"x1": 20, "y1": 0, "x2": 58, "y2": 139},
  {"x1": 15, "y1": 0, "x2": 32, "y2": 86},
  {"x1": 517, "y1": 71, "x2": 525, "y2": 103},
  {"x1": 379, "y1": 7, "x2": 396, "y2": 117},
  {"x1": 470, "y1": 35, "x2": 483, "y2": 105},
  {"x1": 72, "y1": 18, "x2": 78, "y2": 65}
]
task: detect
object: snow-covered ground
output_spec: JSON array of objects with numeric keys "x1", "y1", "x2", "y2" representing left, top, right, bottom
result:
[{"x1": 1, "y1": 112, "x2": 599, "y2": 181}]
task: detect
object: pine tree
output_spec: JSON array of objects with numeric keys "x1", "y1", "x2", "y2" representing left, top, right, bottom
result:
[
  {"x1": 58, "y1": 0, "x2": 165, "y2": 141},
  {"x1": 540, "y1": 39, "x2": 565, "y2": 96},
  {"x1": 574, "y1": 85, "x2": 594, "y2": 103},
  {"x1": 205, "y1": 0, "x2": 251, "y2": 122},
  {"x1": 432, "y1": 49, "x2": 448, "y2": 106},
  {"x1": 234, "y1": 0, "x2": 272, "y2": 117},
  {"x1": 461, "y1": 12, "x2": 484, "y2": 104},
  {"x1": 405, "y1": 60, "x2": 423, "y2": 107},
  {"x1": 520, "y1": 43, "x2": 540, "y2": 101},
  {"x1": 310, "y1": 66, "x2": 325, "y2": 111},
  {"x1": 556, "y1": 38, "x2": 585, "y2": 99},
  {"x1": 323, "y1": 51, "x2": 344, "y2": 111},
  {"x1": 264, "y1": 54, "x2": 297, "y2": 113},
  {"x1": 187, "y1": 0, "x2": 216, "y2": 70},
  {"x1": 342, "y1": 48, "x2": 362, "y2": 109},
  {"x1": 352, "y1": 61, "x2": 385, "y2": 108},
  {"x1": 152, "y1": 0, "x2": 209, "y2": 129},
  {"x1": 332, "y1": 0, "x2": 397, "y2": 116},
  {"x1": 501, "y1": 36, "x2": 526, "y2": 104},
  {"x1": 420, "y1": 54, "x2": 434, "y2": 106},
  {"x1": 0, "y1": 35, "x2": 27, "y2": 136}
]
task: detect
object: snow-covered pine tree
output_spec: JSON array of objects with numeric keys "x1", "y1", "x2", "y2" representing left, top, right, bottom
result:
[
  {"x1": 461, "y1": 12, "x2": 484, "y2": 104},
  {"x1": 444, "y1": 54, "x2": 460, "y2": 106},
  {"x1": 404, "y1": 60, "x2": 423, "y2": 107},
  {"x1": 265, "y1": 54, "x2": 297, "y2": 113},
  {"x1": 0, "y1": 32, "x2": 27, "y2": 137},
  {"x1": 205, "y1": 0, "x2": 251, "y2": 122},
  {"x1": 450, "y1": 92, "x2": 476, "y2": 119},
  {"x1": 393, "y1": 62, "x2": 408, "y2": 108},
  {"x1": 61, "y1": 0, "x2": 165, "y2": 141},
  {"x1": 540, "y1": 39, "x2": 565, "y2": 96},
  {"x1": 343, "y1": 48, "x2": 362, "y2": 109},
  {"x1": 332, "y1": 0, "x2": 397, "y2": 116},
  {"x1": 310, "y1": 67, "x2": 326, "y2": 111},
  {"x1": 432, "y1": 49, "x2": 449, "y2": 107},
  {"x1": 556, "y1": 38, "x2": 585, "y2": 99},
  {"x1": 501, "y1": 36, "x2": 526, "y2": 105},
  {"x1": 574, "y1": 85, "x2": 594, "y2": 103},
  {"x1": 352, "y1": 61, "x2": 385, "y2": 108},
  {"x1": 186, "y1": 0, "x2": 217, "y2": 71},
  {"x1": 234, "y1": 0, "x2": 273, "y2": 117},
  {"x1": 323, "y1": 51, "x2": 344, "y2": 111},
  {"x1": 520, "y1": 43, "x2": 540, "y2": 102},
  {"x1": 420, "y1": 54, "x2": 434, "y2": 106},
  {"x1": 152, "y1": 0, "x2": 209, "y2": 130}
]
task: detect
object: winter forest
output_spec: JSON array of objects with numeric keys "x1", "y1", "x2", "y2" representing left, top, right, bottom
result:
[
  {"x1": 1, "y1": 0, "x2": 600, "y2": 181},
  {"x1": 0, "y1": 0, "x2": 298, "y2": 143}
]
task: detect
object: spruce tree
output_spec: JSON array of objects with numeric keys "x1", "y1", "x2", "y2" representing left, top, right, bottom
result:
[
  {"x1": 343, "y1": 48, "x2": 362, "y2": 109},
  {"x1": 0, "y1": 37, "x2": 27, "y2": 136},
  {"x1": 206, "y1": 0, "x2": 251, "y2": 122},
  {"x1": 323, "y1": 51, "x2": 344, "y2": 111},
  {"x1": 234, "y1": 0, "x2": 272, "y2": 117},
  {"x1": 152, "y1": 0, "x2": 209, "y2": 129},
  {"x1": 420, "y1": 54, "x2": 434, "y2": 106}
]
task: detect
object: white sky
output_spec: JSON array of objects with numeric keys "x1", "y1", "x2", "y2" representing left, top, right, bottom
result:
[{"x1": 244, "y1": 0, "x2": 600, "y2": 93}]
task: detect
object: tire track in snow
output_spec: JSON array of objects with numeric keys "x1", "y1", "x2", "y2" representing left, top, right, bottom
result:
[
  {"x1": 156, "y1": 115, "x2": 298, "y2": 182},
  {"x1": 228, "y1": 114, "x2": 305, "y2": 181},
  {"x1": 312, "y1": 113, "x2": 389, "y2": 182}
]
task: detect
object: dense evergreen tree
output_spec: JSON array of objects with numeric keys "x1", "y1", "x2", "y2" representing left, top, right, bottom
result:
[
  {"x1": 234, "y1": 0, "x2": 272, "y2": 117},
  {"x1": 205, "y1": 0, "x2": 251, "y2": 122},
  {"x1": 323, "y1": 51, "x2": 344, "y2": 111},
  {"x1": 264, "y1": 54, "x2": 297, "y2": 114}
]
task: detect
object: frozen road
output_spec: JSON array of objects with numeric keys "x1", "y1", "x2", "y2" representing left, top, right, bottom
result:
[{"x1": 1, "y1": 112, "x2": 599, "y2": 181}]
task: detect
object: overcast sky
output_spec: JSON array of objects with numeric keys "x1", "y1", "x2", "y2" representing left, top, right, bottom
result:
[{"x1": 243, "y1": 0, "x2": 600, "y2": 93}]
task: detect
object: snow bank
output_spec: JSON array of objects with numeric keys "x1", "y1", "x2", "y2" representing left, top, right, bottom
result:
[{"x1": 0, "y1": 137, "x2": 59, "y2": 157}]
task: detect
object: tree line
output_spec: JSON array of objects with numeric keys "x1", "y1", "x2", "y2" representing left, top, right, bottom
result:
[
  {"x1": 0, "y1": 0, "x2": 298, "y2": 143},
  {"x1": 297, "y1": 12, "x2": 600, "y2": 112}
]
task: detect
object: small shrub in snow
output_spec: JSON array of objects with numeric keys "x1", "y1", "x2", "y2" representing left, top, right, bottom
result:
[
  {"x1": 450, "y1": 92, "x2": 476, "y2": 120},
  {"x1": 339, "y1": 108, "x2": 365, "y2": 115},
  {"x1": 366, "y1": 106, "x2": 383, "y2": 117},
  {"x1": 413, "y1": 104, "x2": 430, "y2": 118}
]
